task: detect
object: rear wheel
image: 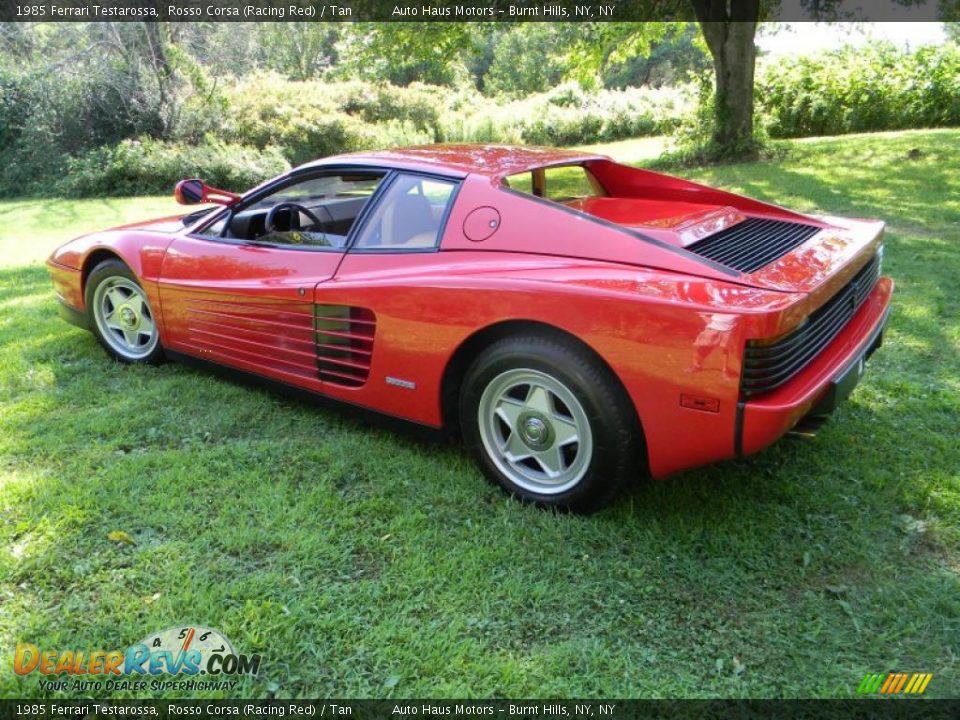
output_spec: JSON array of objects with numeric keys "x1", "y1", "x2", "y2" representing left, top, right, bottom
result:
[
  {"x1": 85, "y1": 259, "x2": 163, "y2": 364},
  {"x1": 460, "y1": 333, "x2": 638, "y2": 513}
]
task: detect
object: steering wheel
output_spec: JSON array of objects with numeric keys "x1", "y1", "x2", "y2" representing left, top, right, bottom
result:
[{"x1": 263, "y1": 202, "x2": 329, "y2": 234}]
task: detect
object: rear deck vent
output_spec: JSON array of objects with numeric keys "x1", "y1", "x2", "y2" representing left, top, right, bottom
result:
[
  {"x1": 685, "y1": 217, "x2": 821, "y2": 273},
  {"x1": 315, "y1": 305, "x2": 376, "y2": 388}
]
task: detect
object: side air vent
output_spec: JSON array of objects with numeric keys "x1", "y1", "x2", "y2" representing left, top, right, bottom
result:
[
  {"x1": 685, "y1": 217, "x2": 821, "y2": 273},
  {"x1": 315, "y1": 305, "x2": 376, "y2": 388},
  {"x1": 741, "y1": 253, "x2": 881, "y2": 397}
]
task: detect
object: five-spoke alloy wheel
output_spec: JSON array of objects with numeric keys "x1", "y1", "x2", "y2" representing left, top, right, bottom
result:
[
  {"x1": 477, "y1": 368, "x2": 593, "y2": 495},
  {"x1": 85, "y1": 259, "x2": 164, "y2": 364},
  {"x1": 460, "y1": 333, "x2": 640, "y2": 513}
]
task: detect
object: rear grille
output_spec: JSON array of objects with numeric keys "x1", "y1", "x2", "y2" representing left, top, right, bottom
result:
[
  {"x1": 315, "y1": 305, "x2": 375, "y2": 388},
  {"x1": 741, "y1": 253, "x2": 881, "y2": 397},
  {"x1": 686, "y1": 217, "x2": 821, "y2": 273}
]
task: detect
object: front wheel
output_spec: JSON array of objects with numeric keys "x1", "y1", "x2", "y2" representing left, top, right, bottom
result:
[
  {"x1": 85, "y1": 259, "x2": 164, "y2": 364},
  {"x1": 459, "y1": 333, "x2": 640, "y2": 513}
]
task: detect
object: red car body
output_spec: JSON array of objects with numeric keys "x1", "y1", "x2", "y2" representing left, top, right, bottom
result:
[{"x1": 48, "y1": 145, "x2": 892, "y2": 484}]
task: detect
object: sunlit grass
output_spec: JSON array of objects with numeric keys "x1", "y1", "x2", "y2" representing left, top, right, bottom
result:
[
  {"x1": 573, "y1": 135, "x2": 669, "y2": 165},
  {"x1": 0, "y1": 196, "x2": 183, "y2": 268},
  {"x1": 0, "y1": 129, "x2": 957, "y2": 699}
]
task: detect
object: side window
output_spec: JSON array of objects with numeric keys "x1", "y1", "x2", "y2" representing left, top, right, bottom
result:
[
  {"x1": 352, "y1": 174, "x2": 457, "y2": 251},
  {"x1": 503, "y1": 165, "x2": 605, "y2": 203},
  {"x1": 199, "y1": 172, "x2": 385, "y2": 249},
  {"x1": 502, "y1": 171, "x2": 534, "y2": 195},
  {"x1": 543, "y1": 166, "x2": 604, "y2": 202}
]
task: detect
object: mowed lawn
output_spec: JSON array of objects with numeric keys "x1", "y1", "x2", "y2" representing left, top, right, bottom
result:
[{"x1": 0, "y1": 129, "x2": 958, "y2": 699}]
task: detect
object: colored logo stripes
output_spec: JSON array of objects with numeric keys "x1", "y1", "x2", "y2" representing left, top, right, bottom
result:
[{"x1": 857, "y1": 672, "x2": 933, "y2": 695}]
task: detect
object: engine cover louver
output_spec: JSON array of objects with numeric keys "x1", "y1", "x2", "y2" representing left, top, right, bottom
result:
[
  {"x1": 685, "y1": 217, "x2": 822, "y2": 273},
  {"x1": 314, "y1": 305, "x2": 376, "y2": 388},
  {"x1": 741, "y1": 253, "x2": 881, "y2": 397}
]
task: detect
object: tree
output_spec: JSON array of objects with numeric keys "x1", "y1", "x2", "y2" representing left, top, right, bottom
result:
[
  {"x1": 336, "y1": 23, "x2": 480, "y2": 86},
  {"x1": 257, "y1": 23, "x2": 341, "y2": 80},
  {"x1": 684, "y1": 6, "x2": 960, "y2": 159},
  {"x1": 603, "y1": 24, "x2": 710, "y2": 89},
  {"x1": 484, "y1": 25, "x2": 573, "y2": 97},
  {"x1": 690, "y1": 1, "x2": 760, "y2": 157}
]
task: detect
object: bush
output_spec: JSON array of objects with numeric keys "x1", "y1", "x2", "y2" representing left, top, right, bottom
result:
[
  {"x1": 437, "y1": 83, "x2": 688, "y2": 145},
  {"x1": 200, "y1": 75, "x2": 686, "y2": 161},
  {"x1": 212, "y1": 74, "x2": 442, "y2": 164},
  {"x1": 658, "y1": 73, "x2": 772, "y2": 166},
  {"x1": 757, "y1": 43, "x2": 960, "y2": 138},
  {"x1": 58, "y1": 139, "x2": 290, "y2": 198},
  {"x1": 325, "y1": 81, "x2": 442, "y2": 131},
  {"x1": 11, "y1": 41, "x2": 960, "y2": 199}
]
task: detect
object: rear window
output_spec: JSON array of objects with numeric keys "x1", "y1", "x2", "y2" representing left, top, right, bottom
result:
[{"x1": 503, "y1": 164, "x2": 606, "y2": 203}]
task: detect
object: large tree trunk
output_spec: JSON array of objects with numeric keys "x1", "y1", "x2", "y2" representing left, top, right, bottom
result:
[{"x1": 691, "y1": 1, "x2": 760, "y2": 159}]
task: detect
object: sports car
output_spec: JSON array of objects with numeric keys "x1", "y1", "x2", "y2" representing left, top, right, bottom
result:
[{"x1": 47, "y1": 145, "x2": 893, "y2": 512}]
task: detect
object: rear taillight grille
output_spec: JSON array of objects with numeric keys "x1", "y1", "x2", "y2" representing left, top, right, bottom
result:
[
  {"x1": 742, "y1": 253, "x2": 881, "y2": 397},
  {"x1": 686, "y1": 217, "x2": 821, "y2": 273},
  {"x1": 315, "y1": 305, "x2": 375, "y2": 387}
]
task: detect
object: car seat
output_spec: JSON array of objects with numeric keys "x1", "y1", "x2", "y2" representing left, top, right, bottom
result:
[{"x1": 382, "y1": 191, "x2": 439, "y2": 248}]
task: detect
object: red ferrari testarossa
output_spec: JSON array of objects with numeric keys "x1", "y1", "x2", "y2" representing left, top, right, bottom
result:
[{"x1": 48, "y1": 144, "x2": 892, "y2": 512}]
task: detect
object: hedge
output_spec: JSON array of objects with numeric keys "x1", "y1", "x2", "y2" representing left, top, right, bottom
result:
[{"x1": 3, "y1": 43, "x2": 960, "y2": 197}]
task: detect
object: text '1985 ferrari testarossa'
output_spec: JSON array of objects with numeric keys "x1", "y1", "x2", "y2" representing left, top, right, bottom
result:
[{"x1": 48, "y1": 144, "x2": 892, "y2": 512}]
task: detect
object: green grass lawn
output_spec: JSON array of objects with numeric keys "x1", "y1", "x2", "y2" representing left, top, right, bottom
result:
[{"x1": 1, "y1": 129, "x2": 958, "y2": 699}]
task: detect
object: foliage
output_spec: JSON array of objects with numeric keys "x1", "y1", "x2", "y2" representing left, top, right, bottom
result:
[
  {"x1": 757, "y1": 43, "x2": 960, "y2": 138},
  {"x1": 334, "y1": 22, "x2": 479, "y2": 87},
  {"x1": 603, "y1": 23, "x2": 710, "y2": 89},
  {"x1": 659, "y1": 42, "x2": 960, "y2": 164},
  {"x1": 1, "y1": 129, "x2": 958, "y2": 698},
  {"x1": 216, "y1": 74, "x2": 440, "y2": 165},
  {"x1": 947, "y1": 22, "x2": 960, "y2": 44},
  {"x1": 480, "y1": 83, "x2": 689, "y2": 146},
  {"x1": 663, "y1": 73, "x2": 770, "y2": 165},
  {"x1": 3, "y1": 23, "x2": 960, "y2": 197},
  {"x1": 0, "y1": 68, "x2": 170, "y2": 197},
  {"x1": 0, "y1": 23, "x2": 229, "y2": 197},
  {"x1": 257, "y1": 23, "x2": 342, "y2": 80},
  {"x1": 482, "y1": 25, "x2": 574, "y2": 97},
  {"x1": 59, "y1": 138, "x2": 289, "y2": 198},
  {"x1": 215, "y1": 75, "x2": 686, "y2": 161}
]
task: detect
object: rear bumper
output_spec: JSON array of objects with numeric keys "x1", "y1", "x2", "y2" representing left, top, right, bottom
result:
[{"x1": 737, "y1": 276, "x2": 893, "y2": 457}]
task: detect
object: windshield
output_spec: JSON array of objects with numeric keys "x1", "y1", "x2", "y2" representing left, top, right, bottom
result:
[{"x1": 248, "y1": 174, "x2": 383, "y2": 210}]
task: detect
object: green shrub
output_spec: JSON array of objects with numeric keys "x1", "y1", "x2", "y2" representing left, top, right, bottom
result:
[
  {"x1": 325, "y1": 81, "x2": 443, "y2": 131},
  {"x1": 212, "y1": 74, "x2": 445, "y2": 164},
  {"x1": 12, "y1": 42, "x2": 960, "y2": 200},
  {"x1": 211, "y1": 75, "x2": 684, "y2": 160},
  {"x1": 0, "y1": 71, "x2": 31, "y2": 153},
  {"x1": 58, "y1": 139, "x2": 290, "y2": 198},
  {"x1": 757, "y1": 43, "x2": 960, "y2": 138},
  {"x1": 2, "y1": 70, "x2": 692, "y2": 197},
  {"x1": 437, "y1": 83, "x2": 688, "y2": 146}
]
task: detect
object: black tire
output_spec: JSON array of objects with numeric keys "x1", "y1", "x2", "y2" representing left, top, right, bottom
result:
[
  {"x1": 459, "y1": 332, "x2": 639, "y2": 513},
  {"x1": 85, "y1": 259, "x2": 164, "y2": 365}
]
